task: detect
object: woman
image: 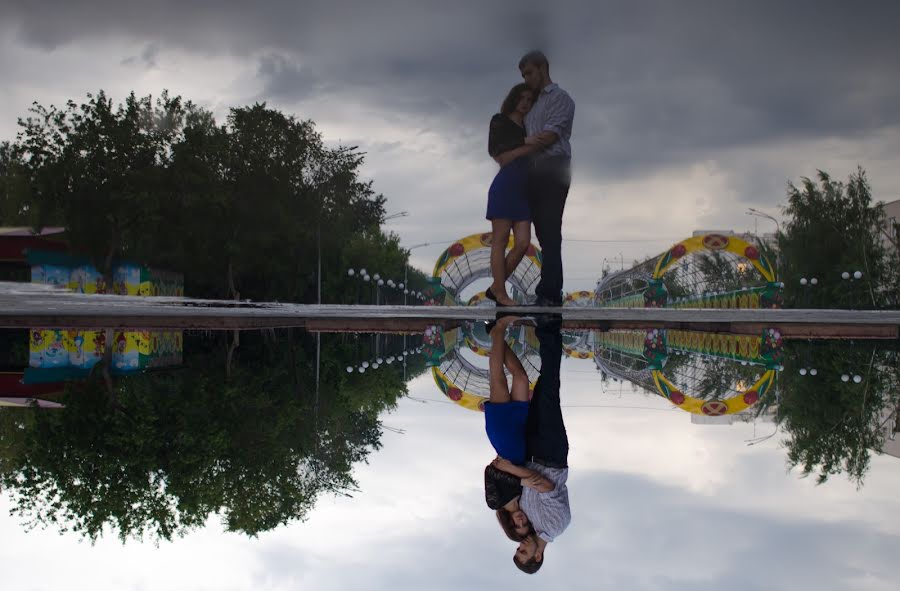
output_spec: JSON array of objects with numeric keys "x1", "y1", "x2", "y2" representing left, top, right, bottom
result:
[
  {"x1": 485, "y1": 83, "x2": 543, "y2": 306},
  {"x1": 483, "y1": 315, "x2": 552, "y2": 541}
]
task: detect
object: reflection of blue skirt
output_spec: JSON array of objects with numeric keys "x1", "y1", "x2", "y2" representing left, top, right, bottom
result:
[
  {"x1": 484, "y1": 400, "x2": 529, "y2": 464},
  {"x1": 486, "y1": 158, "x2": 531, "y2": 222}
]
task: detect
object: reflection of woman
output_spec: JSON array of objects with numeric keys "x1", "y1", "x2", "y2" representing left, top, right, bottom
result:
[
  {"x1": 483, "y1": 315, "x2": 553, "y2": 541},
  {"x1": 485, "y1": 84, "x2": 543, "y2": 306}
]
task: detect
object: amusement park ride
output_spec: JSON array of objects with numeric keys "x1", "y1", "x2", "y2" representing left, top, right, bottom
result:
[{"x1": 421, "y1": 231, "x2": 785, "y2": 419}]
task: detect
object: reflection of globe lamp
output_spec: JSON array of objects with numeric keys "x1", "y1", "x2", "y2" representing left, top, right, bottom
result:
[
  {"x1": 810, "y1": 368, "x2": 818, "y2": 375},
  {"x1": 358, "y1": 367, "x2": 365, "y2": 373},
  {"x1": 853, "y1": 271, "x2": 862, "y2": 279},
  {"x1": 347, "y1": 269, "x2": 355, "y2": 276},
  {"x1": 399, "y1": 283, "x2": 405, "y2": 289},
  {"x1": 363, "y1": 275, "x2": 370, "y2": 282},
  {"x1": 841, "y1": 271, "x2": 850, "y2": 280},
  {"x1": 800, "y1": 368, "x2": 807, "y2": 375},
  {"x1": 841, "y1": 374, "x2": 850, "y2": 382},
  {"x1": 346, "y1": 366, "x2": 353, "y2": 373},
  {"x1": 378, "y1": 279, "x2": 384, "y2": 286},
  {"x1": 853, "y1": 375, "x2": 863, "y2": 383},
  {"x1": 362, "y1": 361, "x2": 369, "y2": 368},
  {"x1": 377, "y1": 357, "x2": 383, "y2": 364},
  {"x1": 374, "y1": 273, "x2": 381, "y2": 281}
]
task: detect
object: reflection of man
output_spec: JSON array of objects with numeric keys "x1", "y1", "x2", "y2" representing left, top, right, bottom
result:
[{"x1": 515, "y1": 315, "x2": 570, "y2": 574}]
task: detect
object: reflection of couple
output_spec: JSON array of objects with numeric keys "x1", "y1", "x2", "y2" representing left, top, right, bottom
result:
[
  {"x1": 485, "y1": 50, "x2": 574, "y2": 308},
  {"x1": 484, "y1": 314, "x2": 569, "y2": 574}
]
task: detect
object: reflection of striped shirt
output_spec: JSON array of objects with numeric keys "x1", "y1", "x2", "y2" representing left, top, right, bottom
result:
[
  {"x1": 524, "y1": 83, "x2": 575, "y2": 161},
  {"x1": 519, "y1": 462, "x2": 570, "y2": 543}
]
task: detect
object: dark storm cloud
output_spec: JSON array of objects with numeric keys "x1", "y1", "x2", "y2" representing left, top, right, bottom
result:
[
  {"x1": 3, "y1": 0, "x2": 900, "y2": 183},
  {"x1": 121, "y1": 43, "x2": 159, "y2": 69}
]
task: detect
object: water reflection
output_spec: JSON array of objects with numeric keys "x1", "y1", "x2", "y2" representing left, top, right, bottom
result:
[
  {"x1": 0, "y1": 329, "x2": 426, "y2": 541},
  {"x1": 483, "y1": 314, "x2": 570, "y2": 574},
  {"x1": 1, "y1": 321, "x2": 898, "y2": 546}
]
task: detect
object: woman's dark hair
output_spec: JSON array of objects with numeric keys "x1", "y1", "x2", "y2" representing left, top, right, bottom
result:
[
  {"x1": 495, "y1": 509, "x2": 533, "y2": 542},
  {"x1": 500, "y1": 83, "x2": 533, "y2": 116}
]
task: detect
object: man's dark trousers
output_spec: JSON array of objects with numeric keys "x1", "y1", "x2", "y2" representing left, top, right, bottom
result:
[
  {"x1": 525, "y1": 319, "x2": 568, "y2": 468},
  {"x1": 528, "y1": 156, "x2": 571, "y2": 304}
]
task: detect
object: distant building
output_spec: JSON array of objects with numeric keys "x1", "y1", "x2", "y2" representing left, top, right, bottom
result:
[{"x1": 881, "y1": 198, "x2": 900, "y2": 253}]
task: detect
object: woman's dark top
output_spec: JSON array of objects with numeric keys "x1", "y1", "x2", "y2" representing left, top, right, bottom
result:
[
  {"x1": 488, "y1": 113, "x2": 525, "y2": 158},
  {"x1": 484, "y1": 464, "x2": 522, "y2": 510}
]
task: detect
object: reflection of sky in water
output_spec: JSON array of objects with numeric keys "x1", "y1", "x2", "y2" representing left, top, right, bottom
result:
[{"x1": 2, "y1": 360, "x2": 899, "y2": 591}]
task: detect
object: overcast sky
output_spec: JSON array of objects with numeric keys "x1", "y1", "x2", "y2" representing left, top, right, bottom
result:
[
  {"x1": 2, "y1": 1, "x2": 900, "y2": 287},
  {"x1": 3, "y1": 364, "x2": 900, "y2": 590}
]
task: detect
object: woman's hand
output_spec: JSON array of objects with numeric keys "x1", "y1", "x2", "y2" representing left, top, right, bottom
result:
[
  {"x1": 492, "y1": 456, "x2": 515, "y2": 472},
  {"x1": 522, "y1": 473, "x2": 554, "y2": 493}
]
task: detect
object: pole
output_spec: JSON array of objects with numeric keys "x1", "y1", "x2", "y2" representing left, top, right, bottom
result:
[{"x1": 317, "y1": 221, "x2": 322, "y2": 305}]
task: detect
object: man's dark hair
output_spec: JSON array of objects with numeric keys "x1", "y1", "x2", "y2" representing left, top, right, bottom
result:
[
  {"x1": 496, "y1": 509, "x2": 533, "y2": 542},
  {"x1": 500, "y1": 83, "x2": 533, "y2": 116},
  {"x1": 514, "y1": 554, "x2": 543, "y2": 574},
  {"x1": 518, "y1": 50, "x2": 549, "y2": 71}
]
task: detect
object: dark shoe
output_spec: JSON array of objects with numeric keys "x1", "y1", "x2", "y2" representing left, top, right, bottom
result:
[{"x1": 533, "y1": 296, "x2": 563, "y2": 308}]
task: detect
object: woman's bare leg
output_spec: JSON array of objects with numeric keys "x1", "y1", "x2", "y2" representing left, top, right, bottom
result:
[
  {"x1": 490, "y1": 219, "x2": 516, "y2": 305},
  {"x1": 504, "y1": 343, "x2": 530, "y2": 403},
  {"x1": 504, "y1": 220, "x2": 531, "y2": 280},
  {"x1": 488, "y1": 319, "x2": 512, "y2": 403}
]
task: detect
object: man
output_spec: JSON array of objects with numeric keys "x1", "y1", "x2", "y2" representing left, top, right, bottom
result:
[
  {"x1": 520, "y1": 50, "x2": 575, "y2": 307},
  {"x1": 513, "y1": 314, "x2": 570, "y2": 574}
]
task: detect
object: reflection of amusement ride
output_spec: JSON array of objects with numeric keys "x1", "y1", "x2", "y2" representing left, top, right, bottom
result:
[
  {"x1": 593, "y1": 327, "x2": 782, "y2": 417},
  {"x1": 422, "y1": 232, "x2": 545, "y2": 411},
  {"x1": 422, "y1": 232, "x2": 784, "y2": 417}
]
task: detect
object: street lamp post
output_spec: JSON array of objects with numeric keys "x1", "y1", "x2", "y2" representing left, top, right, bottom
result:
[
  {"x1": 746, "y1": 207, "x2": 782, "y2": 274},
  {"x1": 403, "y1": 242, "x2": 431, "y2": 306}
]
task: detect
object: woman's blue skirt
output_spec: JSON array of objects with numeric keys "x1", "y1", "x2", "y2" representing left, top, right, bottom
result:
[
  {"x1": 486, "y1": 158, "x2": 531, "y2": 222},
  {"x1": 484, "y1": 400, "x2": 529, "y2": 464}
]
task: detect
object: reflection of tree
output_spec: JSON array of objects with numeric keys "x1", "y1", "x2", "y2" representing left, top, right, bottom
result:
[
  {"x1": 775, "y1": 342, "x2": 900, "y2": 486},
  {"x1": 0, "y1": 332, "x2": 426, "y2": 542}
]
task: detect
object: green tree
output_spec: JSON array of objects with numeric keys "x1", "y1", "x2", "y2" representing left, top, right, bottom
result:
[
  {"x1": 8, "y1": 91, "x2": 186, "y2": 279},
  {"x1": 2, "y1": 91, "x2": 431, "y2": 304},
  {"x1": 778, "y1": 169, "x2": 894, "y2": 309}
]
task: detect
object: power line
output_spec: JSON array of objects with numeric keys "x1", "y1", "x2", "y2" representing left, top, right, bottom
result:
[{"x1": 563, "y1": 238, "x2": 682, "y2": 243}]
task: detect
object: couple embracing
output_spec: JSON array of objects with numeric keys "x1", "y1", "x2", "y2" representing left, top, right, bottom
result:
[
  {"x1": 481, "y1": 50, "x2": 574, "y2": 575},
  {"x1": 485, "y1": 50, "x2": 574, "y2": 308}
]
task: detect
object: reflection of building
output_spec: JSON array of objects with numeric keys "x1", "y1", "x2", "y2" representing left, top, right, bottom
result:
[{"x1": 879, "y1": 400, "x2": 900, "y2": 459}]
